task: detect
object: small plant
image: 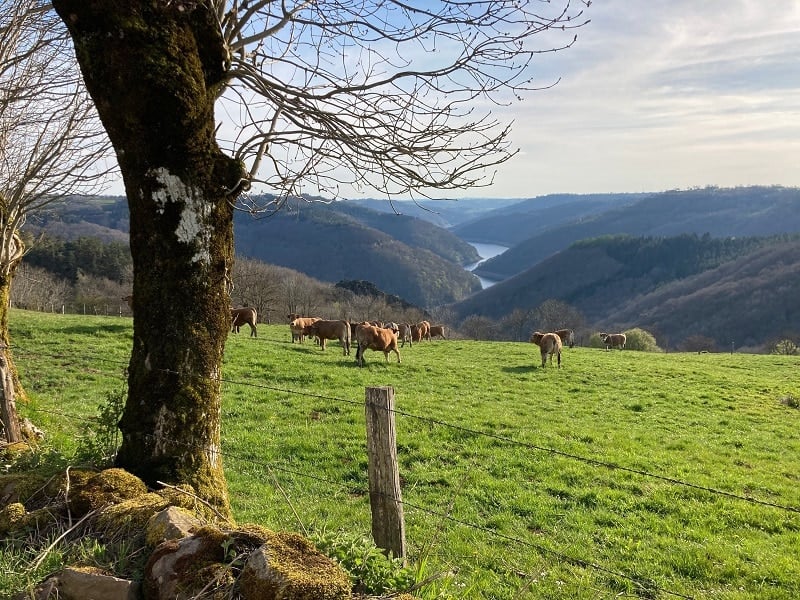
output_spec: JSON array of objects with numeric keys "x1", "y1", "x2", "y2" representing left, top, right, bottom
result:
[
  {"x1": 74, "y1": 385, "x2": 126, "y2": 467},
  {"x1": 310, "y1": 528, "x2": 416, "y2": 595},
  {"x1": 780, "y1": 394, "x2": 800, "y2": 409}
]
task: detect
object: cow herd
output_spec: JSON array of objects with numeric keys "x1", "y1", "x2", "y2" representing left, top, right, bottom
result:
[
  {"x1": 222, "y1": 304, "x2": 627, "y2": 370},
  {"x1": 283, "y1": 315, "x2": 446, "y2": 367}
]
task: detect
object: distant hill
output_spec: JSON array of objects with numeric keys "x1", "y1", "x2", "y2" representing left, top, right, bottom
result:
[
  {"x1": 451, "y1": 192, "x2": 646, "y2": 246},
  {"x1": 344, "y1": 197, "x2": 523, "y2": 228},
  {"x1": 469, "y1": 186, "x2": 800, "y2": 281},
  {"x1": 27, "y1": 195, "x2": 483, "y2": 308},
  {"x1": 233, "y1": 199, "x2": 482, "y2": 307},
  {"x1": 450, "y1": 233, "x2": 800, "y2": 348}
]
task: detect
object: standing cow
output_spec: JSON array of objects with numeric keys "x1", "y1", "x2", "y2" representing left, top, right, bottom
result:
[
  {"x1": 230, "y1": 307, "x2": 258, "y2": 337},
  {"x1": 601, "y1": 332, "x2": 626, "y2": 351},
  {"x1": 354, "y1": 323, "x2": 401, "y2": 367},
  {"x1": 429, "y1": 325, "x2": 446, "y2": 340},
  {"x1": 305, "y1": 319, "x2": 351, "y2": 355},
  {"x1": 530, "y1": 331, "x2": 562, "y2": 368},
  {"x1": 554, "y1": 328, "x2": 574, "y2": 348},
  {"x1": 289, "y1": 317, "x2": 320, "y2": 343}
]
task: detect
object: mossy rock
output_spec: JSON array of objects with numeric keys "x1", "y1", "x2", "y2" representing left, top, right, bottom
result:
[
  {"x1": 156, "y1": 482, "x2": 232, "y2": 525},
  {"x1": 69, "y1": 468, "x2": 148, "y2": 517},
  {"x1": 145, "y1": 505, "x2": 204, "y2": 547},
  {"x1": 240, "y1": 530, "x2": 351, "y2": 600},
  {"x1": 0, "y1": 441, "x2": 32, "y2": 460},
  {"x1": 0, "y1": 473, "x2": 48, "y2": 507},
  {"x1": 96, "y1": 491, "x2": 171, "y2": 538},
  {"x1": 0, "y1": 502, "x2": 26, "y2": 534},
  {"x1": 143, "y1": 526, "x2": 231, "y2": 599},
  {"x1": 0, "y1": 502, "x2": 61, "y2": 535}
]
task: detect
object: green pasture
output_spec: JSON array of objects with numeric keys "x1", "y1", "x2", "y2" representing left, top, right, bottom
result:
[{"x1": 9, "y1": 309, "x2": 800, "y2": 599}]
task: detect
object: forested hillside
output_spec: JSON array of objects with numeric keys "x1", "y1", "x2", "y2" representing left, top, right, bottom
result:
[
  {"x1": 27, "y1": 195, "x2": 483, "y2": 308},
  {"x1": 451, "y1": 233, "x2": 800, "y2": 349},
  {"x1": 451, "y1": 192, "x2": 645, "y2": 246},
  {"x1": 234, "y1": 201, "x2": 481, "y2": 306},
  {"x1": 471, "y1": 186, "x2": 800, "y2": 281}
]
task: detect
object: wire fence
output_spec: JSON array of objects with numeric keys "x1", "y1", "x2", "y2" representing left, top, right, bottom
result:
[{"x1": 11, "y1": 342, "x2": 800, "y2": 600}]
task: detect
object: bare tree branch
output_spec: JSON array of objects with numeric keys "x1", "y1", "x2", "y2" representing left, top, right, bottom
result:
[
  {"x1": 206, "y1": 0, "x2": 591, "y2": 209},
  {"x1": 0, "y1": 0, "x2": 114, "y2": 277}
]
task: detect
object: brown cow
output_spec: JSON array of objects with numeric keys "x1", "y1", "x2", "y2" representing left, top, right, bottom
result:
[
  {"x1": 354, "y1": 323, "x2": 401, "y2": 367},
  {"x1": 601, "y1": 332, "x2": 626, "y2": 351},
  {"x1": 398, "y1": 323, "x2": 413, "y2": 347},
  {"x1": 554, "y1": 328, "x2": 575, "y2": 348},
  {"x1": 411, "y1": 320, "x2": 431, "y2": 342},
  {"x1": 531, "y1": 331, "x2": 562, "y2": 368},
  {"x1": 290, "y1": 317, "x2": 320, "y2": 343},
  {"x1": 429, "y1": 325, "x2": 446, "y2": 340},
  {"x1": 305, "y1": 319, "x2": 351, "y2": 355},
  {"x1": 231, "y1": 307, "x2": 258, "y2": 337}
]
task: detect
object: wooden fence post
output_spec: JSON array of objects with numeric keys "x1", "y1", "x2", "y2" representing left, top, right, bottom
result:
[{"x1": 365, "y1": 386, "x2": 406, "y2": 561}]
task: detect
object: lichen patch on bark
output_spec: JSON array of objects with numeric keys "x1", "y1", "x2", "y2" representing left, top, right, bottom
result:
[{"x1": 149, "y1": 167, "x2": 212, "y2": 265}]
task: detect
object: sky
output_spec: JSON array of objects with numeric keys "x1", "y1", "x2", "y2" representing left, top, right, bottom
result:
[
  {"x1": 101, "y1": 1, "x2": 800, "y2": 200},
  {"x1": 480, "y1": 0, "x2": 800, "y2": 198}
]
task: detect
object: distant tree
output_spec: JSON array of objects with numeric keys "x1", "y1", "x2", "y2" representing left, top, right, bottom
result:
[
  {"x1": 532, "y1": 299, "x2": 586, "y2": 334},
  {"x1": 10, "y1": 264, "x2": 69, "y2": 311},
  {"x1": 1, "y1": 0, "x2": 112, "y2": 441},
  {"x1": 72, "y1": 272, "x2": 129, "y2": 315},
  {"x1": 770, "y1": 339, "x2": 798, "y2": 356},
  {"x1": 231, "y1": 257, "x2": 280, "y2": 319},
  {"x1": 623, "y1": 328, "x2": 662, "y2": 352},
  {"x1": 461, "y1": 315, "x2": 499, "y2": 341},
  {"x1": 501, "y1": 308, "x2": 536, "y2": 342}
]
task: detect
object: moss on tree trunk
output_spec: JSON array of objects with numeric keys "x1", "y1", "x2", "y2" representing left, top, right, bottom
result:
[
  {"x1": 53, "y1": 1, "x2": 245, "y2": 517},
  {"x1": 0, "y1": 274, "x2": 22, "y2": 443}
]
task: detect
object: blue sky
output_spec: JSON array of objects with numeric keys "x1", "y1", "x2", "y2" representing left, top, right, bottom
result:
[
  {"x1": 102, "y1": 1, "x2": 799, "y2": 199},
  {"x1": 480, "y1": 0, "x2": 800, "y2": 198}
]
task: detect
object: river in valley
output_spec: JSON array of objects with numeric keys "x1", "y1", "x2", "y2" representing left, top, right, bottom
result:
[{"x1": 465, "y1": 242, "x2": 509, "y2": 289}]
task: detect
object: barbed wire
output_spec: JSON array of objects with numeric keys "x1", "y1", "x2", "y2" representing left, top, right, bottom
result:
[
  {"x1": 14, "y1": 341, "x2": 799, "y2": 598},
  {"x1": 16, "y1": 401, "x2": 695, "y2": 597},
  {"x1": 14, "y1": 342, "x2": 800, "y2": 515}
]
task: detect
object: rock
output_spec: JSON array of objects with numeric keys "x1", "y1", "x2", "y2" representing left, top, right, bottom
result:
[
  {"x1": 143, "y1": 527, "x2": 230, "y2": 599},
  {"x1": 240, "y1": 531, "x2": 351, "y2": 600},
  {"x1": 69, "y1": 468, "x2": 148, "y2": 517},
  {"x1": 146, "y1": 505, "x2": 204, "y2": 546},
  {"x1": 54, "y1": 567, "x2": 139, "y2": 600}
]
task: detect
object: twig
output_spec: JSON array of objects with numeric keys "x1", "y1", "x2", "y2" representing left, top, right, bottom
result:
[
  {"x1": 263, "y1": 463, "x2": 307, "y2": 536},
  {"x1": 29, "y1": 509, "x2": 98, "y2": 572},
  {"x1": 156, "y1": 480, "x2": 234, "y2": 525}
]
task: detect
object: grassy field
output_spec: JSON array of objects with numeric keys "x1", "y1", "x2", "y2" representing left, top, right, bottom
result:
[{"x1": 9, "y1": 309, "x2": 800, "y2": 599}]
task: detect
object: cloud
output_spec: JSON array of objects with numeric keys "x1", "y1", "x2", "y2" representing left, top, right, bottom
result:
[{"x1": 477, "y1": 0, "x2": 800, "y2": 197}]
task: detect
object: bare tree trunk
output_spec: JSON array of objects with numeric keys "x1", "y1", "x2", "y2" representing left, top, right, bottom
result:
[
  {"x1": 54, "y1": 2, "x2": 245, "y2": 517},
  {"x1": 0, "y1": 241, "x2": 25, "y2": 443}
]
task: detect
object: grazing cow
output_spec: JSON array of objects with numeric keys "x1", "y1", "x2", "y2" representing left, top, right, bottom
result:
[
  {"x1": 554, "y1": 328, "x2": 575, "y2": 348},
  {"x1": 398, "y1": 323, "x2": 413, "y2": 347},
  {"x1": 601, "y1": 332, "x2": 626, "y2": 351},
  {"x1": 122, "y1": 294, "x2": 134, "y2": 312},
  {"x1": 305, "y1": 320, "x2": 351, "y2": 355},
  {"x1": 412, "y1": 320, "x2": 431, "y2": 342},
  {"x1": 231, "y1": 307, "x2": 258, "y2": 337},
  {"x1": 429, "y1": 325, "x2": 446, "y2": 340},
  {"x1": 531, "y1": 331, "x2": 562, "y2": 368},
  {"x1": 290, "y1": 317, "x2": 320, "y2": 343},
  {"x1": 354, "y1": 323, "x2": 401, "y2": 367}
]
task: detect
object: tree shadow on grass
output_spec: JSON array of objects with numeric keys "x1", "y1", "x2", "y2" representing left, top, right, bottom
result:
[{"x1": 54, "y1": 323, "x2": 131, "y2": 335}]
